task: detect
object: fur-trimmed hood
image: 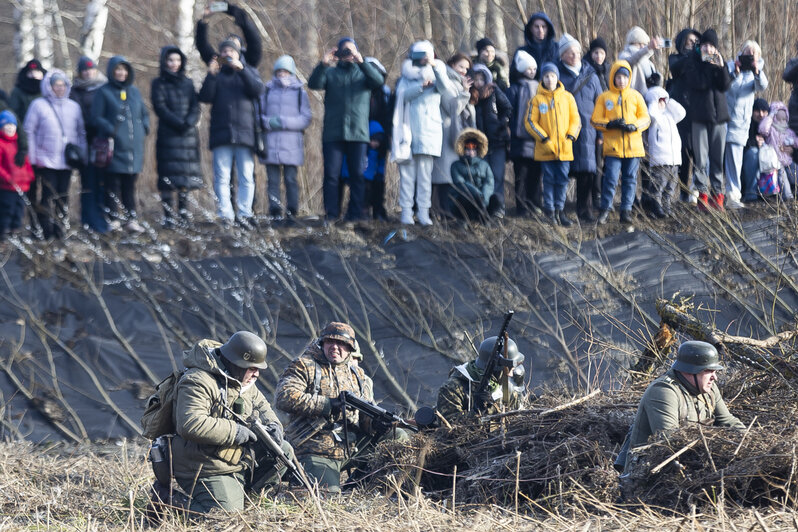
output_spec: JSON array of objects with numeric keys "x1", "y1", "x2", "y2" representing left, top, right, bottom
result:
[{"x1": 455, "y1": 127, "x2": 489, "y2": 157}]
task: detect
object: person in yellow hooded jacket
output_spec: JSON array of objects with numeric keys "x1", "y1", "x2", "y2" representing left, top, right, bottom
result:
[
  {"x1": 591, "y1": 60, "x2": 650, "y2": 224},
  {"x1": 524, "y1": 62, "x2": 580, "y2": 226}
]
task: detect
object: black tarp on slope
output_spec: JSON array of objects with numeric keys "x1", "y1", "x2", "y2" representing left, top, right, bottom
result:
[{"x1": 0, "y1": 218, "x2": 795, "y2": 442}]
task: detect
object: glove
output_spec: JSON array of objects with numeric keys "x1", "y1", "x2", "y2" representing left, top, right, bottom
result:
[
  {"x1": 14, "y1": 151, "x2": 26, "y2": 168},
  {"x1": 606, "y1": 119, "x2": 625, "y2": 130},
  {"x1": 475, "y1": 390, "x2": 494, "y2": 408},
  {"x1": 622, "y1": 123, "x2": 638, "y2": 132},
  {"x1": 540, "y1": 136, "x2": 550, "y2": 144},
  {"x1": 233, "y1": 424, "x2": 258, "y2": 446},
  {"x1": 265, "y1": 421, "x2": 284, "y2": 445},
  {"x1": 328, "y1": 397, "x2": 343, "y2": 419},
  {"x1": 269, "y1": 117, "x2": 282, "y2": 129},
  {"x1": 566, "y1": 134, "x2": 576, "y2": 142}
]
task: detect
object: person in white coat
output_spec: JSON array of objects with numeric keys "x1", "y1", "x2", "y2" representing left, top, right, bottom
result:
[
  {"x1": 392, "y1": 40, "x2": 456, "y2": 225},
  {"x1": 644, "y1": 86, "x2": 686, "y2": 217},
  {"x1": 723, "y1": 40, "x2": 768, "y2": 208},
  {"x1": 618, "y1": 27, "x2": 665, "y2": 95}
]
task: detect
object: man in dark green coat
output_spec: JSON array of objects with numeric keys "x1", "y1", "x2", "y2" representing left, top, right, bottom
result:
[{"x1": 308, "y1": 38, "x2": 384, "y2": 221}]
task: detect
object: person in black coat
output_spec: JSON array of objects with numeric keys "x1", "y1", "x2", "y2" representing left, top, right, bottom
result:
[
  {"x1": 668, "y1": 28, "x2": 701, "y2": 201},
  {"x1": 196, "y1": 3, "x2": 261, "y2": 68},
  {"x1": 152, "y1": 46, "x2": 202, "y2": 227},
  {"x1": 510, "y1": 12, "x2": 559, "y2": 81},
  {"x1": 682, "y1": 29, "x2": 731, "y2": 209},
  {"x1": 198, "y1": 39, "x2": 264, "y2": 226}
]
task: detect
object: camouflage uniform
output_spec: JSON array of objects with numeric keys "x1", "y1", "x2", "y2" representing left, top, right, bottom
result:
[
  {"x1": 171, "y1": 340, "x2": 292, "y2": 513},
  {"x1": 275, "y1": 339, "x2": 368, "y2": 491},
  {"x1": 436, "y1": 360, "x2": 522, "y2": 421}
]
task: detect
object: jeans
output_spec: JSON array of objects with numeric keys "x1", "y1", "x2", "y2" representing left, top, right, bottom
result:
[
  {"x1": 741, "y1": 147, "x2": 760, "y2": 201},
  {"x1": 266, "y1": 164, "x2": 299, "y2": 216},
  {"x1": 0, "y1": 189, "x2": 24, "y2": 235},
  {"x1": 485, "y1": 148, "x2": 507, "y2": 207},
  {"x1": 80, "y1": 164, "x2": 107, "y2": 232},
  {"x1": 323, "y1": 141, "x2": 367, "y2": 220},
  {"x1": 601, "y1": 156, "x2": 640, "y2": 211},
  {"x1": 213, "y1": 145, "x2": 255, "y2": 221},
  {"x1": 541, "y1": 160, "x2": 571, "y2": 212}
]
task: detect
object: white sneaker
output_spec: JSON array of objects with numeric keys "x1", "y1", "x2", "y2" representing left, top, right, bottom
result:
[
  {"x1": 107, "y1": 219, "x2": 122, "y2": 232},
  {"x1": 400, "y1": 208, "x2": 415, "y2": 225},
  {"x1": 688, "y1": 189, "x2": 699, "y2": 205},
  {"x1": 416, "y1": 208, "x2": 433, "y2": 226},
  {"x1": 726, "y1": 197, "x2": 745, "y2": 209},
  {"x1": 125, "y1": 220, "x2": 145, "y2": 234}
]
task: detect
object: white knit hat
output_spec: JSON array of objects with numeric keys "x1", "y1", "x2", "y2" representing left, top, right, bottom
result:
[
  {"x1": 558, "y1": 33, "x2": 581, "y2": 58},
  {"x1": 625, "y1": 26, "x2": 650, "y2": 46},
  {"x1": 514, "y1": 50, "x2": 537, "y2": 74}
]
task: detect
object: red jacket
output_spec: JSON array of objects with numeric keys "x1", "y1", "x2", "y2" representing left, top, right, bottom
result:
[{"x1": 0, "y1": 132, "x2": 34, "y2": 192}]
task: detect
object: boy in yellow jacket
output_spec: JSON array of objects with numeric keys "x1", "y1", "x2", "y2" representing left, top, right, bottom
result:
[
  {"x1": 524, "y1": 63, "x2": 581, "y2": 226},
  {"x1": 591, "y1": 60, "x2": 650, "y2": 224}
]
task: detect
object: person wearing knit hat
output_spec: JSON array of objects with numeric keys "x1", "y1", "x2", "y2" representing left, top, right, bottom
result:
[
  {"x1": 740, "y1": 97, "x2": 769, "y2": 202},
  {"x1": 475, "y1": 36, "x2": 509, "y2": 90},
  {"x1": 591, "y1": 60, "x2": 651, "y2": 225},
  {"x1": 471, "y1": 61, "x2": 513, "y2": 218},
  {"x1": 259, "y1": 54, "x2": 312, "y2": 219},
  {"x1": 619, "y1": 26, "x2": 665, "y2": 95},
  {"x1": 0, "y1": 110, "x2": 17, "y2": 129},
  {"x1": 681, "y1": 27, "x2": 731, "y2": 211},
  {"x1": 643, "y1": 86, "x2": 686, "y2": 218},
  {"x1": 525, "y1": 59, "x2": 580, "y2": 226},
  {"x1": 507, "y1": 50, "x2": 541, "y2": 216},
  {"x1": 558, "y1": 34, "x2": 581, "y2": 60},
  {"x1": 309, "y1": 37, "x2": 384, "y2": 222},
  {"x1": 195, "y1": 3, "x2": 262, "y2": 68},
  {"x1": 723, "y1": 39, "x2": 768, "y2": 208},
  {"x1": 557, "y1": 33, "x2": 603, "y2": 222}
]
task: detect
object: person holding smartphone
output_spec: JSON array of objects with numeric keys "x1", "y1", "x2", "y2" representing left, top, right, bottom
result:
[
  {"x1": 195, "y1": 2, "x2": 261, "y2": 68},
  {"x1": 308, "y1": 38, "x2": 384, "y2": 222},
  {"x1": 724, "y1": 40, "x2": 768, "y2": 207}
]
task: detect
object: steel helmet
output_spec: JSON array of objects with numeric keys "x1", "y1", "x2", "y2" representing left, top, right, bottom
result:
[
  {"x1": 219, "y1": 331, "x2": 268, "y2": 370},
  {"x1": 671, "y1": 341, "x2": 724, "y2": 374},
  {"x1": 476, "y1": 336, "x2": 524, "y2": 370}
]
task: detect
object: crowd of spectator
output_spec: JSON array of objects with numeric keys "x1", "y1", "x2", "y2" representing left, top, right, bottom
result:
[{"x1": 2, "y1": 3, "x2": 798, "y2": 240}]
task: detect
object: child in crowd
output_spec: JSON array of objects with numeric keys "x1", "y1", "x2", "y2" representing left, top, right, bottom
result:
[
  {"x1": 449, "y1": 128, "x2": 496, "y2": 221},
  {"x1": 758, "y1": 101, "x2": 797, "y2": 200},
  {"x1": 506, "y1": 50, "x2": 541, "y2": 216},
  {"x1": 741, "y1": 98, "x2": 769, "y2": 201},
  {"x1": 0, "y1": 110, "x2": 34, "y2": 240},
  {"x1": 644, "y1": 86, "x2": 685, "y2": 217},
  {"x1": 364, "y1": 121, "x2": 387, "y2": 220},
  {"x1": 591, "y1": 60, "x2": 650, "y2": 225},
  {"x1": 524, "y1": 62, "x2": 580, "y2": 226}
]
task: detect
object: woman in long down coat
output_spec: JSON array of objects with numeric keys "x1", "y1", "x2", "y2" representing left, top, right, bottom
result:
[{"x1": 151, "y1": 46, "x2": 202, "y2": 227}]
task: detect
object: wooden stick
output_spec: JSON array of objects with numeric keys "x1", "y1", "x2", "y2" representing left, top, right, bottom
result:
[
  {"x1": 732, "y1": 416, "x2": 758, "y2": 457},
  {"x1": 754, "y1": 510, "x2": 771, "y2": 532},
  {"x1": 436, "y1": 410, "x2": 454, "y2": 430},
  {"x1": 650, "y1": 440, "x2": 699, "y2": 475},
  {"x1": 539, "y1": 389, "x2": 601, "y2": 416},
  {"x1": 698, "y1": 424, "x2": 717, "y2": 473}
]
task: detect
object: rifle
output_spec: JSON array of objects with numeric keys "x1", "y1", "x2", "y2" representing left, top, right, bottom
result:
[
  {"x1": 222, "y1": 404, "x2": 315, "y2": 492},
  {"x1": 475, "y1": 310, "x2": 514, "y2": 410},
  {"x1": 340, "y1": 391, "x2": 419, "y2": 435}
]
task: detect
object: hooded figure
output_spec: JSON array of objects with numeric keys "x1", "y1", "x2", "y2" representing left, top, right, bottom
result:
[
  {"x1": 668, "y1": 28, "x2": 702, "y2": 200},
  {"x1": 759, "y1": 102, "x2": 798, "y2": 169},
  {"x1": 512, "y1": 12, "x2": 558, "y2": 80},
  {"x1": 151, "y1": 46, "x2": 202, "y2": 224},
  {"x1": 448, "y1": 128, "x2": 495, "y2": 219},
  {"x1": 9, "y1": 59, "x2": 46, "y2": 122}
]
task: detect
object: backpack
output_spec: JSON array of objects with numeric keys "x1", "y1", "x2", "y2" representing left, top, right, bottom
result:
[{"x1": 140, "y1": 369, "x2": 184, "y2": 440}]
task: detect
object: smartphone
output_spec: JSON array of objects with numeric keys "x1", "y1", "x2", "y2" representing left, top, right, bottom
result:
[
  {"x1": 209, "y1": 1, "x2": 228, "y2": 13},
  {"x1": 739, "y1": 54, "x2": 755, "y2": 71},
  {"x1": 663, "y1": 39, "x2": 672, "y2": 48}
]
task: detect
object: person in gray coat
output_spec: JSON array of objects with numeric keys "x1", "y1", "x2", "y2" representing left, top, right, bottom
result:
[
  {"x1": 724, "y1": 40, "x2": 768, "y2": 208},
  {"x1": 259, "y1": 55, "x2": 312, "y2": 219},
  {"x1": 557, "y1": 34, "x2": 603, "y2": 221}
]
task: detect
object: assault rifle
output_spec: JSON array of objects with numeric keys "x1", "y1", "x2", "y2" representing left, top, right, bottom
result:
[
  {"x1": 340, "y1": 391, "x2": 419, "y2": 435},
  {"x1": 475, "y1": 310, "x2": 514, "y2": 410},
  {"x1": 222, "y1": 404, "x2": 315, "y2": 492}
]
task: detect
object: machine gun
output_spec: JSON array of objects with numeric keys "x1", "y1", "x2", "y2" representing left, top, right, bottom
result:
[
  {"x1": 222, "y1": 403, "x2": 315, "y2": 492},
  {"x1": 340, "y1": 391, "x2": 419, "y2": 435},
  {"x1": 475, "y1": 310, "x2": 514, "y2": 410}
]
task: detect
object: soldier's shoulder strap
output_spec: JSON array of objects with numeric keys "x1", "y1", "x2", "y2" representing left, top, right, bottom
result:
[{"x1": 312, "y1": 360, "x2": 364, "y2": 396}]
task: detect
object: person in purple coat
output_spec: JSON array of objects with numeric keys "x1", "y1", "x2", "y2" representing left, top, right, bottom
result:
[
  {"x1": 24, "y1": 70, "x2": 87, "y2": 239},
  {"x1": 259, "y1": 55, "x2": 312, "y2": 219}
]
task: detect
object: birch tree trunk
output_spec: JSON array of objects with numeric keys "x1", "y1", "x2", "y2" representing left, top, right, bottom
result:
[
  {"x1": 176, "y1": 0, "x2": 202, "y2": 81},
  {"x1": 306, "y1": 0, "x2": 320, "y2": 63},
  {"x1": 721, "y1": 0, "x2": 732, "y2": 55},
  {"x1": 32, "y1": 0, "x2": 54, "y2": 70},
  {"x1": 420, "y1": 0, "x2": 433, "y2": 38},
  {"x1": 14, "y1": 2, "x2": 35, "y2": 69},
  {"x1": 51, "y1": 0, "x2": 73, "y2": 73},
  {"x1": 474, "y1": 0, "x2": 489, "y2": 44},
  {"x1": 80, "y1": 0, "x2": 109, "y2": 61},
  {"x1": 453, "y1": 0, "x2": 471, "y2": 51},
  {"x1": 489, "y1": 0, "x2": 508, "y2": 53}
]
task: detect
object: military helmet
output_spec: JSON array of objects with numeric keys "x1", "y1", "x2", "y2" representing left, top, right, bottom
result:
[
  {"x1": 476, "y1": 336, "x2": 524, "y2": 369},
  {"x1": 320, "y1": 322, "x2": 357, "y2": 351},
  {"x1": 671, "y1": 341, "x2": 724, "y2": 374},
  {"x1": 219, "y1": 331, "x2": 268, "y2": 369}
]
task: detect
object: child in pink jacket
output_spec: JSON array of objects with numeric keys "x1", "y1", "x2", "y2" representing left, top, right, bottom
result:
[{"x1": 758, "y1": 101, "x2": 797, "y2": 199}]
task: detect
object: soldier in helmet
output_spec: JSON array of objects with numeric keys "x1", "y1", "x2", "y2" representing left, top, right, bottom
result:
[
  {"x1": 170, "y1": 331, "x2": 291, "y2": 514},
  {"x1": 275, "y1": 322, "x2": 407, "y2": 492},
  {"x1": 436, "y1": 335, "x2": 526, "y2": 421},
  {"x1": 619, "y1": 340, "x2": 745, "y2": 473}
]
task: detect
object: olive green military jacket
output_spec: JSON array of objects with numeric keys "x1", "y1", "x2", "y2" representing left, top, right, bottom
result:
[
  {"x1": 627, "y1": 368, "x2": 745, "y2": 450},
  {"x1": 275, "y1": 342, "x2": 367, "y2": 461},
  {"x1": 436, "y1": 361, "x2": 520, "y2": 421},
  {"x1": 171, "y1": 340, "x2": 282, "y2": 480}
]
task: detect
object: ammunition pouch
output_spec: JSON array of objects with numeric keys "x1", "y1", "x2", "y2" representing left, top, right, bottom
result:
[
  {"x1": 216, "y1": 445, "x2": 244, "y2": 465},
  {"x1": 148, "y1": 436, "x2": 174, "y2": 486}
]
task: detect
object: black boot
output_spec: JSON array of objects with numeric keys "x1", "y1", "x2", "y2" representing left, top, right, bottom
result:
[
  {"x1": 544, "y1": 209, "x2": 559, "y2": 226},
  {"x1": 557, "y1": 209, "x2": 573, "y2": 227},
  {"x1": 597, "y1": 210, "x2": 610, "y2": 225},
  {"x1": 620, "y1": 210, "x2": 634, "y2": 224}
]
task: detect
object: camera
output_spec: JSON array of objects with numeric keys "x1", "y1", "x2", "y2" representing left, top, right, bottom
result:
[
  {"x1": 409, "y1": 50, "x2": 427, "y2": 61},
  {"x1": 739, "y1": 54, "x2": 755, "y2": 71},
  {"x1": 663, "y1": 39, "x2": 672, "y2": 48},
  {"x1": 335, "y1": 48, "x2": 353, "y2": 59}
]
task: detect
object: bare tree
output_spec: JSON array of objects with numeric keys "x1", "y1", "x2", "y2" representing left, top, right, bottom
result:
[
  {"x1": 489, "y1": 0, "x2": 508, "y2": 53},
  {"x1": 32, "y1": 0, "x2": 54, "y2": 69},
  {"x1": 13, "y1": 1, "x2": 35, "y2": 68},
  {"x1": 474, "y1": 0, "x2": 488, "y2": 44},
  {"x1": 453, "y1": 0, "x2": 472, "y2": 51},
  {"x1": 80, "y1": 0, "x2": 109, "y2": 61}
]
